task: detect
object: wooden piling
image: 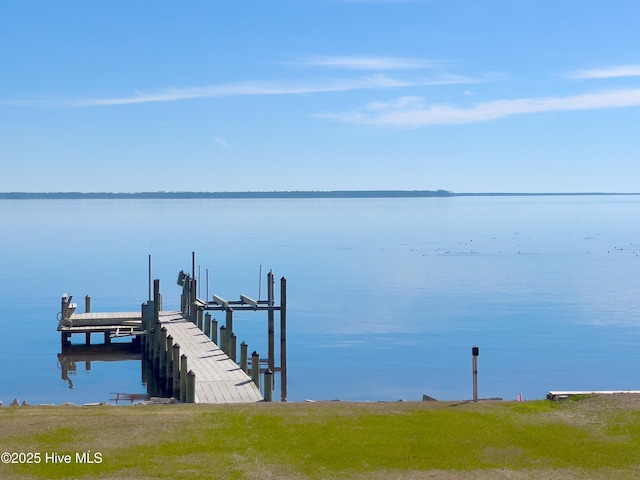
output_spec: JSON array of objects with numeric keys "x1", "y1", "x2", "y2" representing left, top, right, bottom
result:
[
  {"x1": 85, "y1": 332, "x2": 91, "y2": 345},
  {"x1": 267, "y1": 271, "x2": 275, "y2": 371},
  {"x1": 280, "y1": 276, "x2": 288, "y2": 402},
  {"x1": 251, "y1": 351, "x2": 260, "y2": 390},
  {"x1": 166, "y1": 334, "x2": 174, "y2": 395},
  {"x1": 159, "y1": 327, "x2": 168, "y2": 385},
  {"x1": 212, "y1": 318, "x2": 218, "y2": 345},
  {"x1": 85, "y1": 295, "x2": 91, "y2": 313},
  {"x1": 229, "y1": 333, "x2": 237, "y2": 363},
  {"x1": 204, "y1": 312, "x2": 211, "y2": 338},
  {"x1": 264, "y1": 369, "x2": 273, "y2": 402},
  {"x1": 226, "y1": 308, "x2": 234, "y2": 338},
  {"x1": 153, "y1": 279, "x2": 160, "y2": 323},
  {"x1": 141, "y1": 302, "x2": 149, "y2": 354},
  {"x1": 180, "y1": 354, "x2": 188, "y2": 402},
  {"x1": 186, "y1": 370, "x2": 196, "y2": 403},
  {"x1": 61, "y1": 332, "x2": 70, "y2": 352},
  {"x1": 61, "y1": 295, "x2": 70, "y2": 320},
  {"x1": 240, "y1": 342, "x2": 248, "y2": 373},
  {"x1": 153, "y1": 320, "x2": 161, "y2": 374},
  {"x1": 197, "y1": 308, "x2": 203, "y2": 330},
  {"x1": 190, "y1": 277, "x2": 197, "y2": 324},
  {"x1": 172, "y1": 343, "x2": 181, "y2": 398},
  {"x1": 220, "y1": 325, "x2": 228, "y2": 355}
]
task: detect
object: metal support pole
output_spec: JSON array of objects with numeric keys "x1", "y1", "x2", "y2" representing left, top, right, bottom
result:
[{"x1": 472, "y1": 346, "x2": 480, "y2": 403}]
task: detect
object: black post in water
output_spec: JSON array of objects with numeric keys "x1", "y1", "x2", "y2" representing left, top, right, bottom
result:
[{"x1": 472, "y1": 346, "x2": 480, "y2": 402}]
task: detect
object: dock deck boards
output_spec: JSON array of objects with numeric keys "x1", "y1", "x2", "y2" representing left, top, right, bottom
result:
[
  {"x1": 59, "y1": 311, "x2": 143, "y2": 333},
  {"x1": 157, "y1": 311, "x2": 263, "y2": 404}
]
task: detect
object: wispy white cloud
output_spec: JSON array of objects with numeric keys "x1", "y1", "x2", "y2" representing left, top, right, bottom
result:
[
  {"x1": 301, "y1": 55, "x2": 441, "y2": 70},
  {"x1": 568, "y1": 64, "x2": 640, "y2": 79},
  {"x1": 5, "y1": 74, "x2": 480, "y2": 108},
  {"x1": 314, "y1": 88, "x2": 640, "y2": 127},
  {"x1": 78, "y1": 76, "x2": 412, "y2": 106}
]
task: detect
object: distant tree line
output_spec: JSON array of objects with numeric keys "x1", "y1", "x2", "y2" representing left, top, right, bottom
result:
[
  {"x1": 0, "y1": 190, "x2": 455, "y2": 199},
  {"x1": 0, "y1": 190, "x2": 635, "y2": 200}
]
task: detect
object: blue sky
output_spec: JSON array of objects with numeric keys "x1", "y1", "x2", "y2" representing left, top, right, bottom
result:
[{"x1": 2, "y1": 0, "x2": 640, "y2": 193}]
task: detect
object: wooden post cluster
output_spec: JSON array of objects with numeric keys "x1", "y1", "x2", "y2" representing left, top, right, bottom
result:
[
  {"x1": 139, "y1": 279, "x2": 198, "y2": 402},
  {"x1": 198, "y1": 270, "x2": 288, "y2": 402}
]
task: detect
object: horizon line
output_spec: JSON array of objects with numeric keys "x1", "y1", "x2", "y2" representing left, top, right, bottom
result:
[{"x1": 1, "y1": 190, "x2": 639, "y2": 199}]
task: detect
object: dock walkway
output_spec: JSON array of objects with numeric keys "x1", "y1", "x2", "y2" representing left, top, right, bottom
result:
[{"x1": 156, "y1": 311, "x2": 262, "y2": 403}]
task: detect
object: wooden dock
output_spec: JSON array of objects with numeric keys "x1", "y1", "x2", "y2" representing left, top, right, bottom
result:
[
  {"x1": 152, "y1": 310, "x2": 262, "y2": 403},
  {"x1": 56, "y1": 260, "x2": 286, "y2": 404}
]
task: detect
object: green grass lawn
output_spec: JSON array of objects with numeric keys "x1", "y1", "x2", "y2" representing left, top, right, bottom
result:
[{"x1": 1, "y1": 395, "x2": 639, "y2": 479}]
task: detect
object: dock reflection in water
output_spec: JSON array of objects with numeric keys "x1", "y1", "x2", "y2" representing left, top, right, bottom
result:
[{"x1": 57, "y1": 341, "x2": 145, "y2": 399}]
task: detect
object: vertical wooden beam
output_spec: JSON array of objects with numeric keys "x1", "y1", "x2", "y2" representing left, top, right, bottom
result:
[
  {"x1": 186, "y1": 370, "x2": 196, "y2": 404},
  {"x1": 226, "y1": 308, "x2": 234, "y2": 337},
  {"x1": 229, "y1": 332, "x2": 237, "y2": 363},
  {"x1": 61, "y1": 294, "x2": 69, "y2": 320},
  {"x1": 212, "y1": 318, "x2": 218, "y2": 345},
  {"x1": 204, "y1": 312, "x2": 211, "y2": 338},
  {"x1": 267, "y1": 270, "x2": 275, "y2": 371},
  {"x1": 220, "y1": 325, "x2": 227, "y2": 355},
  {"x1": 172, "y1": 343, "x2": 181, "y2": 398},
  {"x1": 85, "y1": 295, "x2": 91, "y2": 344},
  {"x1": 159, "y1": 328, "x2": 168, "y2": 386},
  {"x1": 190, "y1": 277, "x2": 198, "y2": 324},
  {"x1": 166, "y1": 334, "x2": 174, "y2": 396},
  {"x1": 264, "y1": 369, "x2": 273, "y2": 402},
  {"x1": 280, "y1": 276, "x2": 288, "y2": 402},
  {"x1": 153, "y1": 279, "x2": 160, "y2": 323},
  {"x1": 240, "y1": 342, "x2": 248, "y2": 373},
  {"x1": 251, "y1": 351, "x2": 261, "y2": 390},
  {"x1": 180, "y1": 354, "x2": 188, "y2": 402},
  {"x1": 153, "y1": 320, "x2": 161, "y2": 373},
  {"x1": 197, "y1": 308, "x2": 203, "y2": 330}
]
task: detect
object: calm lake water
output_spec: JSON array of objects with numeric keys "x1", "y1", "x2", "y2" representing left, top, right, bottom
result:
[{"x1": 0, "y1": 196, "x2": 639, "y2": 404}]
